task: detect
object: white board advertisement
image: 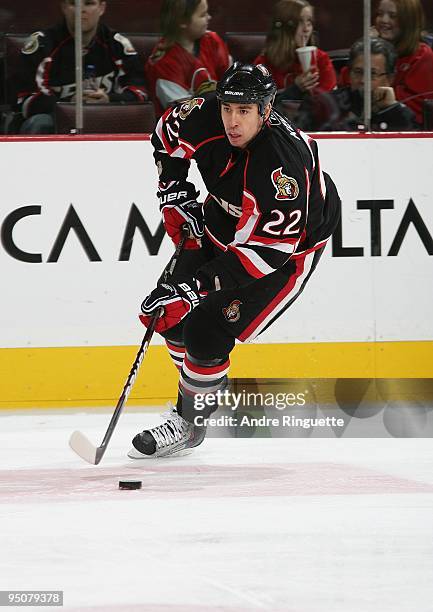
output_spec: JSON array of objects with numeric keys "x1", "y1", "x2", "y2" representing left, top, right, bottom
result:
[{"x1": 0, "y1": 135, "x2": 432, "y2": 349}]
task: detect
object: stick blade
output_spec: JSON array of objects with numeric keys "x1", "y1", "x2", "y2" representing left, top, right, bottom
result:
[{"x1": 69, "y1": 430, "x2": 98, "y2": 465}]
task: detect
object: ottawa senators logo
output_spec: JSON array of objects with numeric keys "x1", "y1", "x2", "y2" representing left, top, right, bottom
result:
[
  {"x1": 179, "y1": 97, "x2": 205, "y2": 120},
  {"x1": 222, "y1": 300, "x2": 242, "y2": 323},
  {"x1": 271, "y1": 167, "x2": 299, "y2": 200}
]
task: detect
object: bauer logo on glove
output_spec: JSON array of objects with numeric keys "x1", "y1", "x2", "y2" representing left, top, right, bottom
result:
[
  {"x1": 158, "y1": 189, "x2": 188, "y2": 205},
  {"x1": 139, "y1": 278, "x2": 203, "y2": 333},
  {"x1": 158, "y1": 180, "x2": 204, "y2": 249},
  {"x1": 178, "y1": 282, "x2": 201, "y2": 308}
]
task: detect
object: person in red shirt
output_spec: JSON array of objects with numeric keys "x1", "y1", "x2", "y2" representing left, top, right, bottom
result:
[
  {"x1": 253, "y1": 0, "x2": 336, "y2": 102},
  {"x1": 373, "y1": 0, "x2": 433, "y2": 125},
  {"x1": 340, "y1": 0, "x2": 433, "y2": 125},
  {"x1": 145, "y1": 0, "x2": 231, "y2": 117}
]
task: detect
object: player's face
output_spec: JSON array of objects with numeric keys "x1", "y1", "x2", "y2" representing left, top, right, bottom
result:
[
  {"x1": 349, "y1": 53, "x2": 391, "y2": 92},
  {"x1": 294, "y1": 6, "x2": 314, "y2": 48},
  {"x1": 375, "y1": 0, "x2": 400, "y2": 43},
  {"x1": 221, "y1": 102, "x2": 270, "y2": 149},
  {"x1": 62, "y1": 0, "x2": 106, "y2": 35},
  {"x1": 183, "y1": 0, "x2": 210, "y2": 41}
]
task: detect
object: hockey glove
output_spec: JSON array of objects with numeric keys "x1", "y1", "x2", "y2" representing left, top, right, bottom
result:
[
  {"x1": 139, "y1": 277, "x2": 204, "y2": 333},
  {"x1": 158, "y1": 180, "x2": 204, "y2": 249}
]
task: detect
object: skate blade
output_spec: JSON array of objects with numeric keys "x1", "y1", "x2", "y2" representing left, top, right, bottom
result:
[{"x1": 127, "y1": 446, "x2": 194, "y2": 459}]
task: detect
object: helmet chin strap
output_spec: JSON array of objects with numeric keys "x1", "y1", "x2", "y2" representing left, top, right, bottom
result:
[{"x1": 260, "y1": 100, "x2": 273, "y2": 119}]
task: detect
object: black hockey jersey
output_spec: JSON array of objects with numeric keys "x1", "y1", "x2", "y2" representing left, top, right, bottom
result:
[
  {"x1": 152, "y1": 94, "x2": 340, "y2": 289},
  {"x1": 15, "y1": 22, "x2": 148, "y2": 118}
]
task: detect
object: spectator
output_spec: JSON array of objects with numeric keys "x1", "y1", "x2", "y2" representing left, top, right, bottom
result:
[
  {"x1": 340, "y1": 0, "x2": 433, "y2": 125},
  {"x1": 253, "y1": 0, "x2": 336, "y2": 103},
  {"x1": 296, "y1": 38, "x2": 417, "y2": 131},
  {"x1": 374, "y1": 0, "x2": 433, "y2": 125},
  {"x1": 15, "y1": 0, "x2": 148, "y2": 134},
  {"x1": 145, "y1": 0, "x2": 231, "y2": 117}
]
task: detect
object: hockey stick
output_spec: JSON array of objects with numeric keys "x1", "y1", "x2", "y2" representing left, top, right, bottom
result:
[{"x1": 69, "y1": 227, "x2": 189, "y2": 465}]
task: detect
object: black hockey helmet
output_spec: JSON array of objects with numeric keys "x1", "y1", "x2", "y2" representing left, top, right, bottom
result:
[{"x1": 216, "y1": 62, "x2": 277, "y2": 116}]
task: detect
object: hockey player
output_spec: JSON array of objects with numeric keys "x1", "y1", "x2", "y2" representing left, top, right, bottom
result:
[{"x1": 129, "y1": 62, "x2": 341, "y2": 459}]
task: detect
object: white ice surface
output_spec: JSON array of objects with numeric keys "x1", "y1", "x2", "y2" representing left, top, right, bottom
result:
[{"x1": 1, "y1": 407, "x2": 433, "y2": 612}]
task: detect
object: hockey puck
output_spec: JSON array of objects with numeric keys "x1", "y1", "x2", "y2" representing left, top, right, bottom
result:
[{"x1": 119, "y1": 479, "x2": 142, "y2": 490}]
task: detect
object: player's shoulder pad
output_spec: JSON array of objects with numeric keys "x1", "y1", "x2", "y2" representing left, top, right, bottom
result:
[
  {"x1": 246, "y1": 128, "x2": 306, "y2": 204},
  {"x1": 21, "y1": 31, "x2": 45, "y2": 55},
  {"x1": 177, "y1": 92, "x2": 217, "y2": 122},
  {"x1": 268, "y1": 110, "x2": 314, "y2": 166},
  {"x1": 268, "y1": 109, "x2": 301, "y2": 141},
  {"x1": 248, "y1": 151, "x2": 303, "y2": 205},
  {"x1": 113, "y1": 32, "x2": 137, "y2": 56},
  {"x1": 161, "y1": 94, "x2": 221, "y2": 150}
]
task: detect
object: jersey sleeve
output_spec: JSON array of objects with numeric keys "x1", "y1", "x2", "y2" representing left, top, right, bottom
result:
[
  {"x1": 395, "y1": 44, "x2": 433, "y2": 124},
  {"x1": 197, "y1": 135, "x2": 313, "y2": 289},
  {"x1": 148, "y1": 47, "x2": 212, "y2": 112},
  {"x1": 109, "y1": 33, "x2": 148, "y2": 102},
  {"x1": 317, "y1": 49, "x2": 337, "y2": 92},
  {"x1": 151, "y1": 95, "x2": 221, "y2": 183},
  {"x1": 295, "y1": 132, "x2": 339, "y2": 250},
  {"x1": 15, "y1": 32, "x2": 58, "y2": 117},
  {"x1": 151, "y1": 53, "x2": 192, "y2": 111}
]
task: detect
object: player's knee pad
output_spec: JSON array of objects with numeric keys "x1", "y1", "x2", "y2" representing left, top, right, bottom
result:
[{"x1": 183, "y1": 305, "x2": 235, "y2": 362}]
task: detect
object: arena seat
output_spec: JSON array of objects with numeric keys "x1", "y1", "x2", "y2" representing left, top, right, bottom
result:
[
  {"x1": 54, "y1": 101, "x2": 156, "y2": 134},
  {"x1": 328, "y1": 48, "x2": 350, "y2": 76},
  {"x1": 225, "y1": 32, "x2": 266, "y2": 64},
  {"x1": 125, "y1": 33, "x2": 160, "y2": 63}
]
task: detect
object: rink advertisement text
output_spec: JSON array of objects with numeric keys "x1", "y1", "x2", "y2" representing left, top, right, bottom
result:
[
  {"x1": 1, "y1": 197, "x2": 432, "y2": 262},
  {"x1": 332, "y1": 198, "x2": 433, "y2": 257},
  {"x1": 0, "y1": 203, "x2": 165, "y2": 262},
  {"x1": 1, "y1": 136, "x2": 432, "y2": 350}
]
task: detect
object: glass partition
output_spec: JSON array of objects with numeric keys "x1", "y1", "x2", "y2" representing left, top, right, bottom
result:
[
  {"x1": 0, "y1": 0, "x2": 432, "y2": 135},
  {"x1": 275, "y1": 0, "x2": 433, "y2": 132}
]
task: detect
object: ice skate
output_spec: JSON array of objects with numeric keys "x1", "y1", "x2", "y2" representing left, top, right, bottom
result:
[{"x1": 128, "y1": 403, "x2": 206, "y2": 458}]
